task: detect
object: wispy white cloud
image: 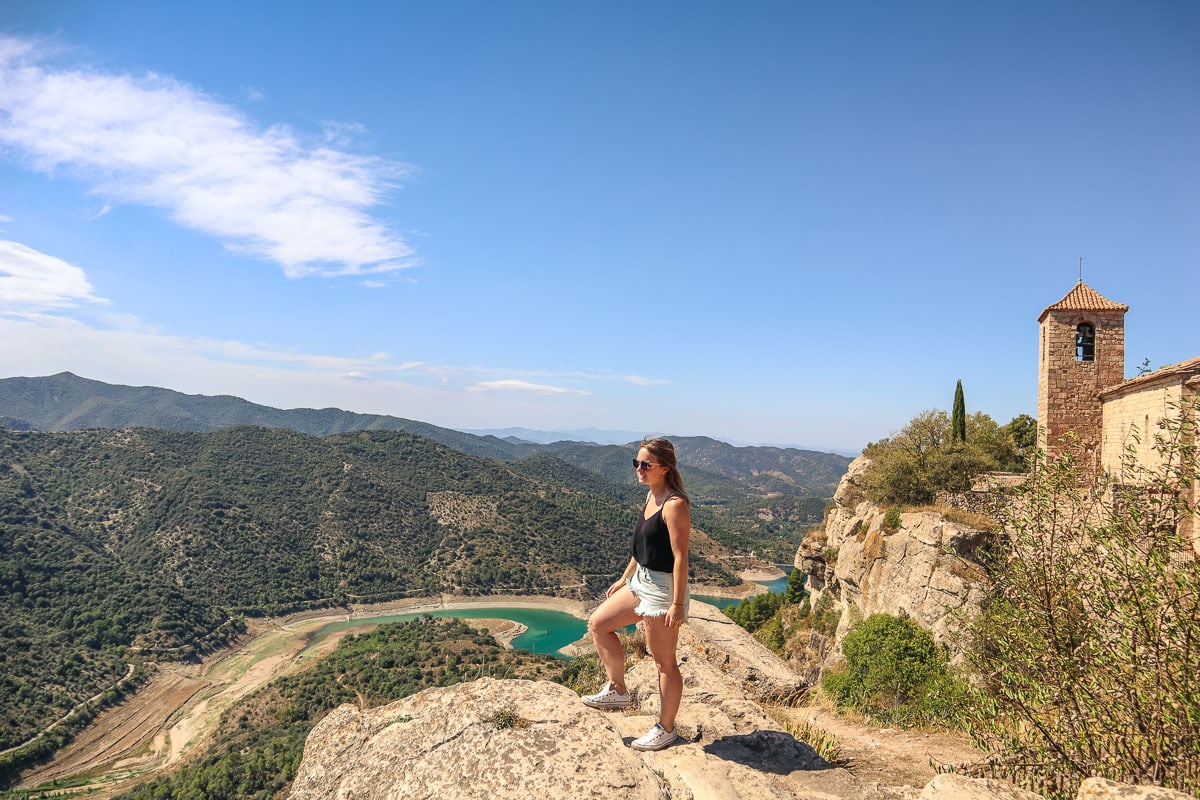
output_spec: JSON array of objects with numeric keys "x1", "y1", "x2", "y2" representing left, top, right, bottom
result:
[
  {"x1": 0, "y1": 311, "x2": 430, "y2": 389},
  {"x1": 320, "y1": 120, "x2": 368, "y2": 147},
  {"x1": 0, "y1": 230, "x2": 623, "y2": 418},
  {"x1": 0, "y1": 238, "x2": 577, "y2": 394},
  {"x1": 0, "y1": 235, "x2": 611, "y2": 395},
  {"x1": 0, "y1": 34, "x2": 415, "y2": 278},
  {"x1": 466, "y1": 379, "x2": 591, "y2": 397},
  {"x1": 0, "y1": 313, "x2": 613, "y2": 435},
  {"x1": 623, "y1": 374, "x2": 668, "y2": 386},
  {"x1": 0, "y1": 239, "x2": 108, "y2": 312}
]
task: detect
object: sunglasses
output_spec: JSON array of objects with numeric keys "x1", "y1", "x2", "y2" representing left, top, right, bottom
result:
[{"x1": 632, "y1": 459, "x2": 662, "y2": 471}]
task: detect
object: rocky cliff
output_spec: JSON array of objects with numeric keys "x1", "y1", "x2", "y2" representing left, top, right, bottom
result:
[
  {"x1": 287, "y1": 599, "x2": 1189, "y2": 800},
  {"x1": 796, "y1": 457, "x2": 993, "y2": 665},
  {"x1": 289, "y1": 602, "x2": 851, "y2": 800}
]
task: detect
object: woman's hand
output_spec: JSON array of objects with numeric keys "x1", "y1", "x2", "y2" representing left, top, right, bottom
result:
[
  {"x1": 606, "y1": 579, "x2": 626, "y2": 597},
  {"x1": 665, "y1": 603, "x2": 683, "y2": 628}
]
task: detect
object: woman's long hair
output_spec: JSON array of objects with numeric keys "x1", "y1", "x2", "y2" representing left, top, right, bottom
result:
[{"x1": 642, "y1": 436, "x2": 690, "y2": 506}]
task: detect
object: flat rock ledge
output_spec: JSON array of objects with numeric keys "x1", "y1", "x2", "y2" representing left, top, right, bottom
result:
[
  {"x1": 288, "y1": 675, "x2": 877, "y2": 800},
  {"x1": 288, "y1": 678, "x2": 667, "y2": 800}
]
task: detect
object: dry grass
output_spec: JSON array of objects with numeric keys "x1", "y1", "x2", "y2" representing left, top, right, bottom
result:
[
  {"x1": 485, "y1": 702, "x2": 531, "y2": 730},
  {"x1": 802, "y1": 526, "x2": 828, "y2": 548},
  {"x1": 912, "y1": 505, "x2": 998, "y2": 532},
  {"x1": 764, "y1": 705, "x2": 845, "y2": 765},
  {"x1": 621, "y1": 627, "x2": 649, "y2": 662}
]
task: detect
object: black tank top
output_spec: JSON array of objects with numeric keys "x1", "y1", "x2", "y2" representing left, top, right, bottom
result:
[{"x1": 632, "y1": 494, "x2": 677, "y2": 573}]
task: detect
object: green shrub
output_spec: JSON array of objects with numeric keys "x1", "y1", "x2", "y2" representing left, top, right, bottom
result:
[
  {"x1": 822, "y1": 612, "x2": 968, "y2": 728},
  {"x1": 883, "y1": 507, "x2": 902, "y2": 531},
  {"x1": 759, "y1": 617, "x2": 786, "y2": 654}
]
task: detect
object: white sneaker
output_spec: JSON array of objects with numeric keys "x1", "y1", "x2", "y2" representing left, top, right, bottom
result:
[
  {"x1": 631, "y1": 722, "x2": 679, "y2": 751},
  {"x1": 581, "y1": 681, "x2": 631, "y2": 709}
]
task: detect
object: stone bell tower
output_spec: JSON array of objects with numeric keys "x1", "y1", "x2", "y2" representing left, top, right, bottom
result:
[{"x1": 1037, "y1": 280, "x2": 1128, "y2": 471}]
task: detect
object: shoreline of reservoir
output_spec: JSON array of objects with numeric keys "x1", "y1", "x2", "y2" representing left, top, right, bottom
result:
[{"x1": 281, "y1": 563, "x2": 791, "y2": 632}]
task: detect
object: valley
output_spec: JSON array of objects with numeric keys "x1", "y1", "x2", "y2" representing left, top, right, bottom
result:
[{"x1": 14, "y1": 595, "x2": 594, "y2": 799}]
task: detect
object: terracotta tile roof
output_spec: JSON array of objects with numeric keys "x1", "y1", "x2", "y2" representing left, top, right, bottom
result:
[
  {"x1": 1101, "y1": 355, "x2": 1200, "y2": 398},
  {"x1": 1038, "y1": 281, "x2": 1129, "y2": 321}
]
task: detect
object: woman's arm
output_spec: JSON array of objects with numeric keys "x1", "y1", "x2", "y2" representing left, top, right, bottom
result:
[
  {"x1": 606, "y1": 556, "x2": 638, "y2": 597},
  {"x1": 663, "y1": 498, "x2": 691, "y2": 625}
]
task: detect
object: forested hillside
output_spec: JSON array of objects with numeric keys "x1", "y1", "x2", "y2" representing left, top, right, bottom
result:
[{"x1": 0, "y1": 425, "x2": 742, "y2": 758}]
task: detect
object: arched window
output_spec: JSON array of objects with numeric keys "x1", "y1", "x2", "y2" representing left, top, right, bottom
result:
[{"x1": 1076, "y1": 322, "x2": 1095, "y2": 362}]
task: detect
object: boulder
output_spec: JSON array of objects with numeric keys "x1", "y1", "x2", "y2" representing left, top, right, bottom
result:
[{"x1": 1077, "y1": 777, "x2": 1198, "y2": 800}]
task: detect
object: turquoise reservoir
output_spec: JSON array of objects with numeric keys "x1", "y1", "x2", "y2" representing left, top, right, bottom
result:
[
  {"x1": 309, "y1": 607, "x2": 589, "y2": 658},
  {"x1": 309, "y1": 567, "x2": 794, "y2": 657}
]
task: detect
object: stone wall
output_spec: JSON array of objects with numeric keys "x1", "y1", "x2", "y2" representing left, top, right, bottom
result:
[
  {"x1": 1101, "y1": 374, "x2": 1200, "y2": 547},
  {"x1": 1101, "y1": 378, "x2": 1194, "y2": 478}
]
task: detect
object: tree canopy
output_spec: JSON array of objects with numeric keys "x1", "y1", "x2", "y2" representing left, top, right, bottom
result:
[{"x1": 862, "y1": 409, "x2": 1031, "y2": 505}]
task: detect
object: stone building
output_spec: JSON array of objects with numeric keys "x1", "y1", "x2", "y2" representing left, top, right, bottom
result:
[{"x1": 1036, "y1": 280, "x2": 1199, "y2": 540}]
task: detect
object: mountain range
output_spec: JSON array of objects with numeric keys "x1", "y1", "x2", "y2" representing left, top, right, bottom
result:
[{"x1": 0, "y1": 372, "x2": 852, "y2": 497}]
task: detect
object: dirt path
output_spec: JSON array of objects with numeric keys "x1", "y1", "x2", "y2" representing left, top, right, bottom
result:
[{"x1": 778, "y1": 702, "x2": 986, "y2": 788}]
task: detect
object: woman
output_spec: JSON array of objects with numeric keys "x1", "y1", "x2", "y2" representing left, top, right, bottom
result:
[{"x1": 583, "y1": 437, "x2": 691, "y2": 751}]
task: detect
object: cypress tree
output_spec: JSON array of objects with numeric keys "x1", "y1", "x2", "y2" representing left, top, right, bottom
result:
[{"x1": 952, "y1": 380, "x2": 967, "y2": 444}]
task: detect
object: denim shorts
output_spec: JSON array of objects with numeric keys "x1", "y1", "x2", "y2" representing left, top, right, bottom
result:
[{"x1": 626, "y1": 564, "x2": 690, "y2": 620}]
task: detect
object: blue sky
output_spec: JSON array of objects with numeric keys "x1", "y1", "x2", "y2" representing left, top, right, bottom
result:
[{"x1": 0, "y1": 1, "x2": 1196, "y2": 454}]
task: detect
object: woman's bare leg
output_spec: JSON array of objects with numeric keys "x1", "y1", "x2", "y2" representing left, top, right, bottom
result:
[
  {"x1": 587, "y1": 586, "x2": 642, "y2": 692},
  {"x1": 642, "y1": 615, "x2": 683, "y2": 730}
]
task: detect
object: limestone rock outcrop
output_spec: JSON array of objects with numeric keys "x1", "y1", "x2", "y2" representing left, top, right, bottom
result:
[
  {"x1": 289, "y1": 603, "x2": 870, "y2": 800},
  {"x1": 288, "y1": 668, "x2": 888, "y2": 800},
  {"x1": 288, "y1": 595, "x2": 1175, "y2": 800},
  {"x1": 683, "y1": 598, "x2": 808, "y2": 704},
  {"x1": 798, "y1": 456, "x2": 992, "y2": 663},
  {"x1": 916, "y1": 773, "x2": 1042, "y2": 800}
]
